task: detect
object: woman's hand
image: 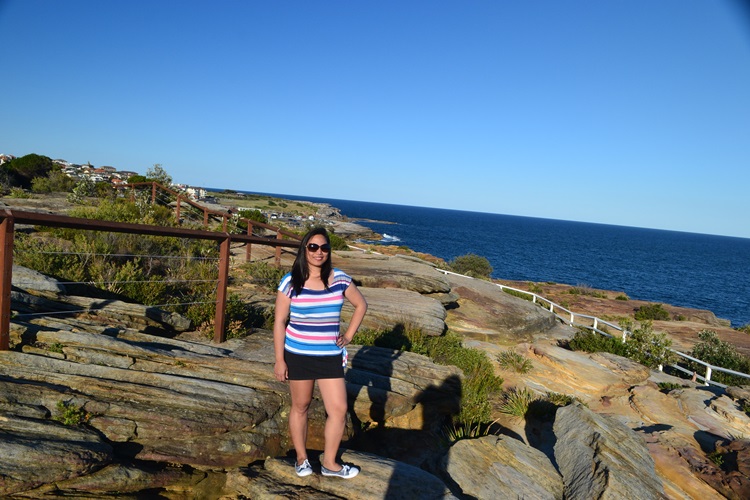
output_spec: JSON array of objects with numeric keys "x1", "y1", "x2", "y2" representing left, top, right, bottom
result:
[
  {"x1": 274, "y1": 360, "x2": 288, "y2": 381},
  {"x1": 336, "y1": 333, "x2": 353, "y2": 348}
]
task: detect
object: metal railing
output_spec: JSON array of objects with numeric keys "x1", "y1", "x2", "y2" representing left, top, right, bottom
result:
[
  {"x1": 437, "y1": 269, "x2": 750, "y2": 388},
  {"x1": 123, "y1": 182, "x2": 302, "y2": 263},
  {"x1": 0, "y1": 208, "x2": 299, "y2": 349}
]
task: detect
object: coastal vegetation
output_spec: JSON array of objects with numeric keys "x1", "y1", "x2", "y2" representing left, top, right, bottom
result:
[
  {"x1": 689, "y1": 330, "x2": 750, "y2": 386},
  {"x1": 566, "y1": 321, "x2": 674, "y2": 369},
  {"x1": 12, "y1": 197, "x2": 254, "y2": 336},
  {"x1": 353, "y1": 327, "x2": 503, "y2": 430},
  {"x1": 448, "y1": 253, "x2": 493, "y2": 279}
]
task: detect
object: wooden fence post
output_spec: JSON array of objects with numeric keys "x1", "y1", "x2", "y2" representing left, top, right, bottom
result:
[
  {"x1": 245, "y1": 222, "x2": 252, "y2": 262},
  {"x1": 0, "y1": 214, "x2": 15, "y2": 350},
  {"x1": 275, "y1": 230, "x2": 282, "y2": 266},
  {"x1": 214, "y1": 236, "x2": 231, "y2": 343}
]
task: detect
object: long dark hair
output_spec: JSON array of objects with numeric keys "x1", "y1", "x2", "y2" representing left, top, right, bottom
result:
[{"x1": 290, "y1": 227, "x2": 332, "y2": 296}]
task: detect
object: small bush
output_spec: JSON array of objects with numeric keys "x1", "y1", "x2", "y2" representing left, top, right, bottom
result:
[
  {"x1": 502, "y1": 288, "x2": 534, "y2": 301},
  {"x1": 498, "y1": 350, "x2": 533, "y2": 373},
  {"x1": 499, "y1": 387, "x2": 537, "y2": 418},
  {"x1": 449, "y1": 253, "x2": 493, "y2": 279},
  {"x1": 689, "y1": 330, "x2": 750, "y2": 386},
  {"x1": 54, "y1": 401, "x2": 90, "y2": 426},
  {"x1": 736, "y1": 324, "x2": 750, "y2": 334},
  {"x1": 634, "y1": 303, "x2": 670, "y2": 321},
  {"x1": 623, "y1": 321, "x2": 675, "y2": 369},
  {"x1": 9, "y1": 187, "x2": 31, "y2": 198},
  {"x1": 616, "y1": 294, "x2": 629, "y2": 301},
  {"x1": 567, "y1": 329, "x2": 629, "y2": 357},
  {"x1": 242, "y1": 261, "x2": 287, "y2": 293},
  {"x1": 328, "y1": 231, "x2": 349, "y2": 251},
  {"x1": 657, "y1": 382, "x2": 684, "y2": 392}
]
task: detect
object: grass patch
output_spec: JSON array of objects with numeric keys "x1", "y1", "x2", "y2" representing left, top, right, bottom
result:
[
  {"x1": 497, "y1": 350, "x2": 533, "y2": 373},
  {"x1": 499, "y1": 387, "x2": 537, "y2": 418},
  {"x1": 502, "y1": 288, "x2": 534, "y2": 301}
]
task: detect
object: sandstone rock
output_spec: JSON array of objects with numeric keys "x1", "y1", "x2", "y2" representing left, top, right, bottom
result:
[
  {"x1": 12, "y1": 264, "x2": 67, "y2": 295},
  {"x1": 343, "y1": 286, "x2": 447, "y2": 337},
  {"x1": 554, "y1": 403, "x2": 666, "y2": 499},
  {"x1": 230, "y1": 451, "x2": 457, "y2": 500},
  {"x1": 439, "y1": 434, "x2": 563, "y2": 499},
  {"x1": 444, "y1": 272, "x2": 557, "y2": 343},
  {"x1": 503, "y1": 342, "x2": 651, "y2": 404},
  {"x1": 335, "y1": 251, "x2": 451, "y2": 294},
  {"x1": 0, "y1": 413, "x2": 113, "y2": 495}
]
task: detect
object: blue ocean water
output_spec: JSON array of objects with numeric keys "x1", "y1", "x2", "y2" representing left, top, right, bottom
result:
[{"x1": 248, "y1": 192, "x2": 750, "y2": 328}]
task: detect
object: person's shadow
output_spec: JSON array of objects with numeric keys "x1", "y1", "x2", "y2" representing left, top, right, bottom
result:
[{"x1": 344, "y1": 325, "x2": 464, "y2": 498}]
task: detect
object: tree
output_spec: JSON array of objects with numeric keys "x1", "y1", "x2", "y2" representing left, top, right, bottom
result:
[
  {"x1": 146, "y1": 164, "x2": 172, "y2": 187},
  {"x1": 449, "y1": 253, "x2": 493, "y2": 279},
  {"x1": 1, "y1": 154, "x2": 55, "y2": 189}
]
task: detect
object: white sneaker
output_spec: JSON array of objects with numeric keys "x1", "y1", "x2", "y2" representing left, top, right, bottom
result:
[
  {"x1": 321, "y1": 463, "x2": 359, "y2": 479},
  {"x1": 295, "y1": 459, "x2": 313, "y2": 477}
]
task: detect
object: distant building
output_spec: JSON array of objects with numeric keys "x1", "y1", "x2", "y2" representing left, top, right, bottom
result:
[{"x1": 0, "y1": 154, "x2": 16, "y2": 165}]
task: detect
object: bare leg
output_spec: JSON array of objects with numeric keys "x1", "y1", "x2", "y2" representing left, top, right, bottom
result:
[
  {"x1": 289, "y1": 379, "x2": 314, "y2": 465},
  {"x1": 317, "y1": 377, "x2": 348, "y2": 470}
]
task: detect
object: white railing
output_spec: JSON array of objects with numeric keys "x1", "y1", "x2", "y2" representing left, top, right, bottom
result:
[{"x1": 436, "y1": 269, "x2": 750, "y2": 389}]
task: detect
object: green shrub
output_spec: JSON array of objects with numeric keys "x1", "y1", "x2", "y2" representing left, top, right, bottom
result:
[
  {"x1": 623, "y1": 321, "x2": 674, "y2": 369},
  {"x1": 736, "y1": 324, "x2": 750, "y2": 334},
  {"x1": 31, "y1": 169, "x2": 77, "y2": 193},
  {"x1": 353, "y1": 323, "x2": 428, "y2": 355},
  {"x1": 616, "y1": 294, "x2": 629, "y2": 301},
  {"x1": 328, "y1": 231, "x2": 349, "y2": 251},
  {"x1": 238, "y1": 208, "x2": 268, "y2": 225},
  {"x1": 688, "y1": 330, "x2": 750, "y2": 386},
  {"x1": 9, "y1": 187, "x2": 31, "y2": 198},
  {"x1": 54, "y1": 401, "x2": 90, "y2": 426},
  {"x1": 502, "y1": 288, "x2": 534, "y2": 301},
  {"x1": 426, "y1": 332, "x2": 504, "y2": 426},
  {"x1": 567, "y1": 329, "x2": 629, "y2": 357},
  {"x1": 634, "y1": 303, "x2": 670, "y2": 321},
  {"x1": 242, "y1": 261, "x2": 287, "y2": 293},
  {"x1": 497, "y1": 350, "x2": 533, "y2": 373},
  {"x1": 449, "y1": 253, "x2": 493, "y2": 279}
]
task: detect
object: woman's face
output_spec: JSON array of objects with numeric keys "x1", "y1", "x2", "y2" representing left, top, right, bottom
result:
[{"x1": 306, "y1": 234, "x2": 330, "y2": 269}]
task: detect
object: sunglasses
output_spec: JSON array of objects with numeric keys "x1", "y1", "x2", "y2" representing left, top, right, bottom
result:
[{"x1": 306, "y1": 243, "x2": 331, "y2": 253}]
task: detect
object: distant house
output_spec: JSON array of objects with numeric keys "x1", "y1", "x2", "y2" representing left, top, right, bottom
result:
[
  {"x1": 0, "y1": 154, "x2": 16, "y2": 165},
  {"x1": 100, "y1": 166, "x2": 117, "y2": 173},
  {"x1": 118, "y1": 171, "x2": 139, "y2": 181}
]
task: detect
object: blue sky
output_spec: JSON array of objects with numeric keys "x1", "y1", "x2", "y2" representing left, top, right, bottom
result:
[{"x1": 2, "y1": 1, "x2": 749, "y2": 238}]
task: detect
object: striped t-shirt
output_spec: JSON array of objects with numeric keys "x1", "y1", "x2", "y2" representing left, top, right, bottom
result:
[{"x1": 278, "y1": 268, "x2": 352, "y2": 356}]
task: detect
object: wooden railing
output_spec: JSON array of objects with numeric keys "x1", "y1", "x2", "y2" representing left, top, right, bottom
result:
[
  {"x1": 123, "y1": 182, "x2": 301, "y2": 263},
  {"x1": 0, "y1": 208, "x2": 299, "y2": 350},
  {"x1": 436, "y1": 269, "x2": 750, "y2": 388}
]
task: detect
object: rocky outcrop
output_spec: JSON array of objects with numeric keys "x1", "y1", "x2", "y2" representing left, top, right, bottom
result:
[
  {"x1": 3, "y1": 250, "x2": 750, "y2": 497},
  {"x1": 444, "y1": 272, "x2": 558, "y2": 343},
  {"x1": 554, "y1": 403, "x2": 667, "y2": 499},
  {"x1": 343, "y1": 286, "x2": 447, "y2": 337},
  {"x1": 439, "y1": 434, "x2": 563, "y2": 499}
]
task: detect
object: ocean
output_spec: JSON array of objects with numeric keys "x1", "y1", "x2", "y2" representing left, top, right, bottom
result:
[{"x1": 246, "y1": 192, "x2": 750, "y2": 328}]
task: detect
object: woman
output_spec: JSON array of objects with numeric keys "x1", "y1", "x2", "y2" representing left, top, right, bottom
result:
[{"x1": 273, "y1": 227, "x2": 368, "y2": 479}]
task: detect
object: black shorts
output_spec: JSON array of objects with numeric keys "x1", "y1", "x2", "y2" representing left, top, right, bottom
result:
[{"x1": 285, "y1": 350, "x2": 345, "y2": 380}]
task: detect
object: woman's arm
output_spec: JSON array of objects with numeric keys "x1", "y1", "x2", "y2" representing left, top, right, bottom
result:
[
  {"x1": 273, "y1": 290, "x2": 291, "y2": 381},
  {"x1": 338, "y1": 283, "x2": 367, "y2": 347}
]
